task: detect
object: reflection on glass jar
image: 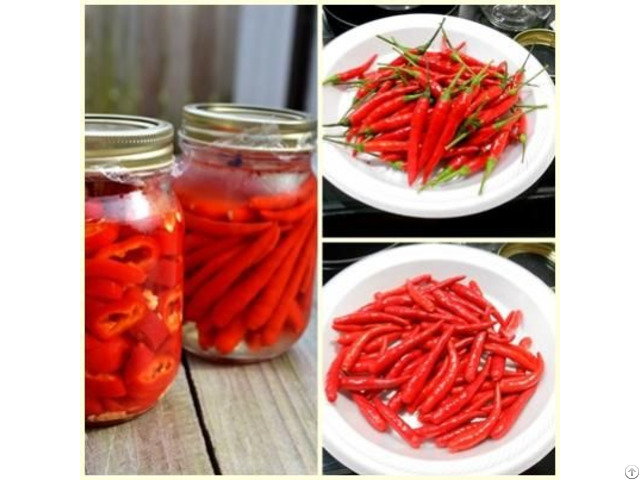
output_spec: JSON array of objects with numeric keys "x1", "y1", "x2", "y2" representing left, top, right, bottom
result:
[
  {"x1": 480, "y1": 5, "x2": 552, "y2": 32},
  {"x1": 175, "y1": 104, "x2": 317, "y2": 362},
  {"x1": 85, "y1": 115, "x2": 184, "y2": 425}
]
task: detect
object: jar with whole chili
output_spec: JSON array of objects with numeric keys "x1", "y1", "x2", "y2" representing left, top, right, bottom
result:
[
  {"x1": 174, "y1": 104, "x2": 317, "y2": 362},
  {"x1": 85, "y1": 114, "x2": 184, "y2": 425}
]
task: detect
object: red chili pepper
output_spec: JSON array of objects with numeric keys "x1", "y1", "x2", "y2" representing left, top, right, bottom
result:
[
  {"x1": 426, "y1": 359, "x2": 491, "y2": 424},
  {"x1": 490, "y1": 355, "x2": 506, "y2": 382},
  {"x1": 324, "y1": 54, "x2": 378, "y2": 85},
  {"x1": 447, "y1": 385, "x2": 502, "y2": 452},
  {"x1": 406, "y1": 280, "x2": 436, "y2": 312},
  {"x1": 414, "y1": 68, "x2": 464, "y2": 184},
  {"x1": 372, "y1": 397, "x2": 422, "y2": 448},
  {"x1": 86, "y1": 289, "x2": 147, "y2": 340},
  {"x1": 499, "y1": 353, "x2": 544, "y2": 393},
  {"x1": 95, "y1": 235, "x2": 160, "y2": 272},
  {"x1": 353, "y1": 393, "x2": 388, "y2": 432},
  {"x1": 490, "y1": 385, "x2": 537, "y2": 439},
  {"x1": 519, "y1": 336, "x2": 533, "y2": 350},
  {"x1": 385, "y1": 350, "x2": 422, "y2": 380},
  {"x1": 432, "y1": 289, "x2": 479, "y2": 324},
  {"x1": 348, "y1": 85, "x2": 420, "y2": 127},
  {"x1": 325, "y1": 348, "x2": 348, "y2": 402},
  {"x1": 416, "y1": 410, "x2": 486, "y2": 439},
  {"x1": 258, "y1": 194, "x2": 316, "y2": 223},
  {"x1": 465, "y1": 331, "x2": 487, "y2": 382},
  {"x1": 333, "y1": 311, "x2": 411, "y2": 328},
  {"x1": 184, "y1": 212, "x2": 273, "y2": 237},
  {"x1": 465, "y1": 109, "x2": 527, "y2": 147},
  {"x1": 340, "y1": 375, "x2": 410, "y2": 391},
  {"x1": 362, "y1": 92, "x2": 423, "y2": 126},
  {"x1": 401, "y1": 325, "x2": 454, "y2": 404},
  {"x1": 442, "y1": 145, "x2": 480, "y2": 159},
  {"x1": 464, "y1": 85, "x2": 503, "y2": 117},
  {"x1": 85, "y1": 221, "x2": 119, "y2": 254},
  {"x1": 406, "y1": 93, "x2": 431, "y2": 184},
  {"x1": 158, "y1": 285, "x2": 183, "y2": 334},
  {"x1": 362, "y1": 112, "x2": 415, "y2": 135},
  {"x1": 484, "y1": 342, "x2": 538, "y2": 371},
  {"x1": 374, "y1": 125, "x2": 413, "y2": 142},
  {"x1": 516, "y1": 113, "x2": 528, "y2": 163},
  {"x1": 124, "y1": 343, "x2": 178, "y2": 400},
  {"x1": 383, "y1": 306, "x2": 433, "y2": 322},
  {"x1": 418, "y1": 340, "x2": 460, "y2": 414},
  {"x1": 342, "y1": 325, "x2": 402, "y2": 372},
  {"x1": 185, "y1": 225, "x2": 280, "y2": 320},
  {"x1": 501, "y1": 310, "x2": 523, "y2": 341},
  {"x1": 479, "y1": 129, "x2": 511, "y2": 195},
  {"x1": 420, "y1": 68, "x2": 486, "y2": 183},
  {"x1": 369, "y1": 321, "x2": 443, "y2": 374}
]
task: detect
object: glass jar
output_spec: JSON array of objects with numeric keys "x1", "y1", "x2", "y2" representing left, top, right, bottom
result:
[
  {"x1": 174, "y1": 104, "x2": 317, "y2": 362},
  {"x1": 85, "y1": 114, "x2": 184, "y2": 425}
]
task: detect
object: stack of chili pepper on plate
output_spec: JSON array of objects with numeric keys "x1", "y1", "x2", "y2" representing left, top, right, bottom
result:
[
  {"x1": 323, "y1": 23, "x2": 546, "y2": 194},
  {"x1": 85, "y1": 181, "x2": 184, "y2": 424},
  {"x1": 325, "y1": 273, "x2": 544, "y2": 452}
]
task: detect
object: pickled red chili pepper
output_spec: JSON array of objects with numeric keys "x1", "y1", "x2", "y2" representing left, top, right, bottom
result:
[
  {"x1": 85, "y1": 177, "x2": 184, "y2": 425},
  {"x1": 175, "y1": 124, "x2": 317, "y2": 360}
]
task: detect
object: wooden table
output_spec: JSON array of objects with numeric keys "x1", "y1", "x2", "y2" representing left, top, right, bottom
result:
[{"x1": 85, "y1": 305, "x2": 317, "y2": 475}]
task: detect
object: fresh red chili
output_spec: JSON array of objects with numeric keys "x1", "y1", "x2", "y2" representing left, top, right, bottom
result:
[
  {"x1": 447, "y1": 385, "x2": 502, "y2": 452},
  {"x1": 353, "y1": 393, "x2": 388, "y2": 432},
  {"x1": 490, "y1": 385, "x2": 537, "y2": 439},
  {"x1": 372, "y1": 397, "x2": 422, "y2": 448},
  {"x1": 323, "y1": 54, "x2": 378, "y2": 85}
]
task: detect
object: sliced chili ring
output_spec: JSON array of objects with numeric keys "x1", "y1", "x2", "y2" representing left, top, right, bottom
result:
[
  {"x1": 159, "y1": 286, "x2": 183, "y2": 334},
  {"x1": 96, "y1": 235, "x2": 161, "y2": 272},
  {"x1": 87, "y1": 290, "x2": 147, "y2": 340},
  {"x1": 125, "y1": 343, "x2": 178, "y2": 399}
]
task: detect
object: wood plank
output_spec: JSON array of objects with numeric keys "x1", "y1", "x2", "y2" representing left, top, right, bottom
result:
[
  {"x1": 187, "y1": 304, "x2": 317, "y2": 475},
  {"x1": 85, "y1": 365, "x2": 214, "y2": 475}
]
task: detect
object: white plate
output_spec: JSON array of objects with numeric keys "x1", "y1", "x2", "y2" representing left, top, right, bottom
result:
[
  {"x1": 323, "y1": 14, "x2": 556, "y2": 218},
  {"x1": 323, "y1": 244, "x2": 555, "y2": 475}
]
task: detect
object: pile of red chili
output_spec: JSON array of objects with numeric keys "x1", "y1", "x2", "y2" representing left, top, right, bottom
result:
[
  {"x1": 323, "y1": 23, "x2": 546, "y2": 193},
  {"x1": 325, "y1": 272, "x2": 544, "y2": 452}
]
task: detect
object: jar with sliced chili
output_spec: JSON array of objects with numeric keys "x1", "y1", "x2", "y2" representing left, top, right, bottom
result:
[
  {"x1": 174, "y1": 104, "x2": 317, "y2": 362},
  {"x1": 85, "y1": 114, "x2": 184, "y2": 425}
]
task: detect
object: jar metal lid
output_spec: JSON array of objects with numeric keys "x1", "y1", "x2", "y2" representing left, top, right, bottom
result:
[
  {"x1": 85, "y1": 114, "x2": 174, "y2": 173},
  {"x1": 513, "y1": 28, "x2": 555, "y2": 48},
  {"x1": 180, "y1": 103, "x2": 317, "y2": 153}
]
